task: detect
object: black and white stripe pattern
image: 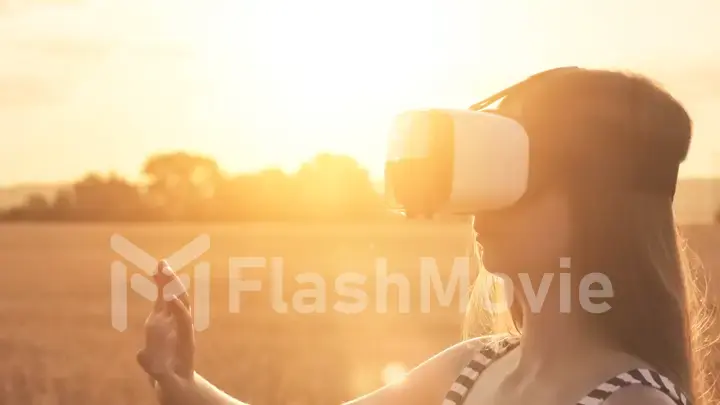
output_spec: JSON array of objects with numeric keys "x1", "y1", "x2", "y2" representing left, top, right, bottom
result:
[
  {"x1": 443, "y1": 338, "x2": 691, "y2": 405},
  {"x1": 576, "y1": 368, "x2": 690, "y2": 405},
  {"x1": 442, "y1": 339, "x2": 519, "y2": 405}
]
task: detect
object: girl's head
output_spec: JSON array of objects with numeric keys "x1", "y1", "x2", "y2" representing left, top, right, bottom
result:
[
  {"x1": 472, "y1": 68, "x2": 690, "y2": 276},
  {"x1": 465, "y1": 68, "x2": 715, "y2": 404}
]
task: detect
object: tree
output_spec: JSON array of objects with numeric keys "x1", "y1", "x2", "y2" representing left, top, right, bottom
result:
[
  {"x1": 51, "y1": 188, "x2": 75, "y2": 220},
  {"x1": 0, "y1": 150, "x2": 389, "y2": 222},
  {"x1": 142, "y1": 152, "x2": 223, "y2": 220},
  {"x1": 72, "y1": 173, "x2": 144, "y2": 220},
  {"x1": 251, "y1": 169, "x2": 299, "y2": 220},
  {"x1": 25, "y1": 193, "x2": 50, "y2": 212},
  {"x1": 296, "y1": 153, "x2": 385, "y2": 219},
  {"x1": 211, "y1": 169, "x2": 297, "y2": 221},
  {"x1": 0, "y1": 193, "x2": 51, "y2": 220}
]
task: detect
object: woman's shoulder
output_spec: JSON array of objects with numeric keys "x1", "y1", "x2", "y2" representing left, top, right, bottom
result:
[
  {"x1": 460, "y1": 333, "x2": 520, "y2": 352},
  {"x1": 602, "y1": 383, "x2": 683, "y2": 405},
  {"x1": 343, "y1": 334, "x2": 518, "y2": 405},
  {"x1": 458, "y1": 333, "x2": 521, "y2": 363},
  {"x1": 386, "y1": 333, "x2": 518, "y2": 405},
  {"x1": 415, "y1": 333, "x2": 519, "y2": 377}
]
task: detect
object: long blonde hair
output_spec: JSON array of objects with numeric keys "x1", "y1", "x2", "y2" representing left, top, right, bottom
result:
[
  {"x1": 463, "y1": 197, "x2": 716, "y2": 404},
  {"x1": 462, "y1": 69, "x2": 717, "y2": 404}
]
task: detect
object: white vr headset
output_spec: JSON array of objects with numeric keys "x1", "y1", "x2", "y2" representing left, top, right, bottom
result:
[
  {"x1": 384, "y1": 67, "x2": 681, "y2": 218},
  {"x1": 385, "y1": 108, "x2": 529, "y2": 216}
]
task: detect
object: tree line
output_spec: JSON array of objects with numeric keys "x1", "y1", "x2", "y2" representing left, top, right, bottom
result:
[{"x1": 0, "y1": 152, "x2": 397, "y2": 222}]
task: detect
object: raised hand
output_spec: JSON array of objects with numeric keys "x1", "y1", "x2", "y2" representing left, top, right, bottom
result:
[{"x1": 136, "y1": 260, "x2": 197, "y2": 404}]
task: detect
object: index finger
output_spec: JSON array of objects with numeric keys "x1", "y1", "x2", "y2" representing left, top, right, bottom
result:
[
  {"x1": 152, "y1": 260, "x2": 168, "y2": 313},
  {"x1": 154, "y1": 260, "x2": 190, "y2": 311}
]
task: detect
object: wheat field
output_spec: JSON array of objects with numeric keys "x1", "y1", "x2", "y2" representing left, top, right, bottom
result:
[{"x1": 0, "y1": 222, "x2": 717, "y2": 405}]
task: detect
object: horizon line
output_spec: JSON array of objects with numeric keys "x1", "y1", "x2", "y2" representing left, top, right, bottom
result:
[{"x1": 2, "y1": 173, "x2": 720, "y2": 190}]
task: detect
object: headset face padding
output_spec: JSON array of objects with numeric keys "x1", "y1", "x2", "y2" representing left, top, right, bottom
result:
[{"x1": 385, "y1": 109, "x2": 530, "y2": 216}]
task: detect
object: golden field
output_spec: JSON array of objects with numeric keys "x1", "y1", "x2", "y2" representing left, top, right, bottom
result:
[{"x1": 0, "y1": 222, "x2": 717, "y2": 405}]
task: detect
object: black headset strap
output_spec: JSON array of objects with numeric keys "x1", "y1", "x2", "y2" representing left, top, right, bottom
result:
[
  {"x1": 467, "y1": 66, "x2": 681, "y2": 200},
  {"x1": 468, "y1": 67, "x2": 580, "y2": 111}
]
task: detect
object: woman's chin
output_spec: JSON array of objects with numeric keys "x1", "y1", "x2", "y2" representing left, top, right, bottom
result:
[
  {"x1": 479, "y1": 249, "x2": 500, "y2": 273},
  {"x1": 477, "y1": 242, "x2": 510, "y2": 273},
  {"x1": 479, "y1": 249, "x2": 516, "y2": 277},
  {"x1": 483, "y1": 261, "x2": 500, "y2": 274}
]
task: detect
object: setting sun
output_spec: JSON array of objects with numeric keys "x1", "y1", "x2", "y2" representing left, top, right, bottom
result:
[
  {"x1": 3, "y1": 0, "x2": 720, "y2": 184},
  {"x1": 183, "y1": 0, "x2": 457, "y2": 177}
]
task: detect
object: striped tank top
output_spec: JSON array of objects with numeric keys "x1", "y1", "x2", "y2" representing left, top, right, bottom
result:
[{"x1": 443, "y1": 337, "x2": 691, "y2": 405}]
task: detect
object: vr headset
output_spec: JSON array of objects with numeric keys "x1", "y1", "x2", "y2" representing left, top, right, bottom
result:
[{"x1": 384, "y1": 67, "x2": 682, "y2": 218}]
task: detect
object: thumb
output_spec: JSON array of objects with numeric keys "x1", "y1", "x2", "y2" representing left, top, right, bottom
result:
[
  {"x1": 136, "y1": 348, "x2": 168, "y2": 378},
  {"x1": 136, "y1": 349, "x2": 182, "y2": 390},
  {"x1": 135, "y1": 350, "x2": 157, "y2": 387}
]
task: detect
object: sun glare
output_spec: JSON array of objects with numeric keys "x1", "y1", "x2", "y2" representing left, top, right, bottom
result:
[
  {"x1": 180, "y1": 0, "x2": 448, "y2": 176},
  {"x1": 381, "y1": 362, "x2": 408, "y2": 385},
  {"x1": 129, "y1": 0, "x2": 538, "y2": 178}
]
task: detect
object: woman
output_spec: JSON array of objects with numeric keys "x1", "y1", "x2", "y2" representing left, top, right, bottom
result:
[{"x1": 136, "y1": 68, "x2": 715, "y2": 405}]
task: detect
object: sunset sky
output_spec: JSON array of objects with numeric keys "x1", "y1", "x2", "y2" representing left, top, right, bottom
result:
[{"x1": 2, "y1": 0, "x2": 720, "y2": 186}]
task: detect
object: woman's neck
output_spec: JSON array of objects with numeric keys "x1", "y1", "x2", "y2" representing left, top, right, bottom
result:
[
  {"x1": 510, "y1": 282, "x2": 617, "y2": 380},
  {"x1": 497, "y1": 281, "x2": 643, "y2": 403}
]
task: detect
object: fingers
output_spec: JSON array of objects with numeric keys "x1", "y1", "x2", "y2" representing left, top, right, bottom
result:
[
  {"x1": 154, "y1": 260, "x2": 190, "y2": 312},
  {"x1": 153, "y1": 261, "x2": 168, "y2": 313},
  {"x1": 136, "y1": 349, "x2": 157, "y2": 377},
  {"x1": 138, "y1": 311, "x2": 184, "y2": 391},
  {"x1": 137, "y1": 349, "x2": 176, "y2": 388},
  {"x1": 168, "y1": 296, "x2": 195, "y2": 377},
  {"x1": 137, "y1": 336, "x2": 186, "y2": 392},
  {"x1": 143, "y1": 310, "x2": 176, "y2": 357},
  {"x1": 142, "y1": 261, "x2": 194, "y2": 383}
]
